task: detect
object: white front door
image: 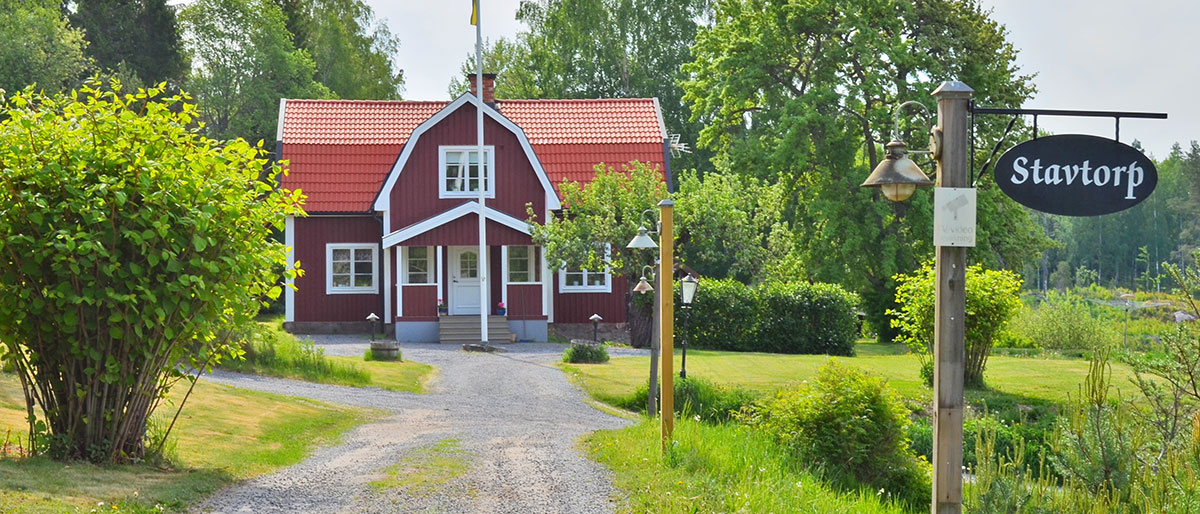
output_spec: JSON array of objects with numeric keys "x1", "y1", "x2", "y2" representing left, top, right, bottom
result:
[{"x1": 449, "y1": 246, "x2": 482, "y2": 315}]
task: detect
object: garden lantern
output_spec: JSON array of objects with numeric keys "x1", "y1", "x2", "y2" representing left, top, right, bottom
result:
[
  {"x1": 679, "y1": 275, "x2": 698, "y2": 379},
  {"x1": 860, "y1": 140, "x2": 933, "y2": 201},
  {"x1": 589, "y1": 313, "x2": 603, "y2": 343},
  {"x1": 366, "y1": 312, "x2": 380, "y2": 341}
]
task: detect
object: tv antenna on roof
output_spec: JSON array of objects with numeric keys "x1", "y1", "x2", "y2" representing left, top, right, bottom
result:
[{"x1": 669, "y1": 133, "x2": 692, "y2": 158}]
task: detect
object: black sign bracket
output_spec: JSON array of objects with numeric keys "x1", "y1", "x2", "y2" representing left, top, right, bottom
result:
[{"x1": 968, "y1": 104, "x2": 1167, "y2": 187}]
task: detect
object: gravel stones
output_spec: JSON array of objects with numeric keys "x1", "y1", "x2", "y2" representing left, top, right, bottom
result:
[{"x1": 196, "y1": 338, "x2": 649, "y2": 513}]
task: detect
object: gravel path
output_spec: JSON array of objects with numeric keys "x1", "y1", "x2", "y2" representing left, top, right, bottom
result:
[{"x1": 196, "y1": 337, "x2": 649, "y2": 514}]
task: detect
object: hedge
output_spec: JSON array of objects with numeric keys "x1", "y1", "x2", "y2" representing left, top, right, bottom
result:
[{"x1": 675, "y1": 278, "x2": 859, "y2": 355}]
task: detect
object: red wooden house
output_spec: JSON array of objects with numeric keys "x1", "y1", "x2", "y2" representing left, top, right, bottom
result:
[{"x1": 277, "y1": 75, "x2": 670, "y2": 342}]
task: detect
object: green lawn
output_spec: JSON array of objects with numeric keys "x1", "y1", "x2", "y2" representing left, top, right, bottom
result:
[
  {"x1": 563, "y1": 342, "x2": 1137, "y2": 409},
  {"x1": 328, "y1": 355, "x2": 437, "y2": 393},
  {"x1": 0, "y1": 373, "x2": 376, "y2": 513}
]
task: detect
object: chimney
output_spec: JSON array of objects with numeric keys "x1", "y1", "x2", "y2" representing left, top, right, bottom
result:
[{"x1": 467, "y1": 73, "x2": 497, "y2": 104}]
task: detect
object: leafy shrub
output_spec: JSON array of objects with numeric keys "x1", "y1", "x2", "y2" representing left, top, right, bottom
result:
[
  {"x1": 677, "y1": 278, "x2": 859, "y2": 355},
  {"x1": 756, "y1": 281, "x2": 859, "y2": 355},
  {"x1": 677, "y1": 278, "x2": 759, "y2": 352},
  {"x1": 619, "y1": 376, "x2": 757, "y2": 424},
  {"x1": 1009, "y1": 292, "x2": 1117, "y2": 351},
  {"x1": 0, "y1": 81, "x2": 303, "y2": 462},
  {"x1": 908, "y1": 415, "x2": 1053, "y2": 480},
  {"x1": 891, "y1": 263, "x2": 1022, "y2": 387},
  {"x1": 741, "y1": 360, "x2": 930, "y2": 508},
  {"x1": 562, "y1": 343, "x2": 610, "y2": 363}
]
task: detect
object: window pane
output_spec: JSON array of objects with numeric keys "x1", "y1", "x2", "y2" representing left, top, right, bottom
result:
[
  {"x1": 354, "y1": 248, "x2": 373, "y2": 261},
  {"x1": 332, "y1": 261, "x2": 350, "y2": 274},
  {"x1": 410, "y1": 247, "x2": 427, "y2": 259},
  {"x1": 510, "y1": 246, "x2": 528, "y2": 259},
  {"x1": 565, "y1": 272, "x2": 583, "y2": 286},
  {"x1": 587, "y1": 272, "x2": 606, "y2": 286},
  {"x1": 332, "y1": 249, "x2": 350, "y2": 261},
  {"x1": 332, "y1": 274, "x2": 350, "y2": 287},
  {"x1": 355, "y1": 261, "x2": 373, "y2": 275},
  {"x1": 354, "y1": 275, "x2": 372, "y2": 287},
  {"x1": 460, "y1": 252, "x2": 477, "y2": 278}
]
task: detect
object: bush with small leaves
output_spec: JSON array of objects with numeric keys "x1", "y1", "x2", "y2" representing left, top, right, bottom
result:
[{"x1": 562, "y1": 343, "x2": 610, "y2": 364}]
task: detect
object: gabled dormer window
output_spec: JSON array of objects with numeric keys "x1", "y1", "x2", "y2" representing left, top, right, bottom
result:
[{"x1": 439, "y1": 146, "x2": 495, "y2": 199}]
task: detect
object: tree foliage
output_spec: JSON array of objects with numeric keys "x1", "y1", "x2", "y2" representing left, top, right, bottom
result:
[
  {"x1": 0, "y1": 80, "x2": 304, "y2": 462},
  {"x1": 451, "y1": 0, "x2": 711, "y2": 171},
  {"x1": 69, "y1": 0, "x2": 188, "y2": 88},
  {"x1": 0, "y1": 0, "x2": 90, "y2": 94},
  {"x1": 529, "y1": 162, "x2": 668, "y2": 347},
  {"x1": 891, "y1": 263, "x2": 1022, "y2": 387},
  {"x1": 276, "y1": 0, "x2": 405, "y2": 99},
  {"x1": 682, "y1": 0, "x2": 1045, "y2": 341},
  {"x1": 674, "y1": 170, "x2": 789, "y2": 283},
  {"x1": 180, "y1": 0, "x2": 332, "y2": 145}
]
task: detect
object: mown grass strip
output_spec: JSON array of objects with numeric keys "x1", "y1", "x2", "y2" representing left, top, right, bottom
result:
[{"x1": 370, "y1": 439, "x2": 473, "y2": 495}]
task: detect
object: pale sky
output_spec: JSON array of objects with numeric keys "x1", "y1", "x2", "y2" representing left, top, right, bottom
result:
[{"x1": 370, "y1": 0, "x2": 1198, "y2": 159}]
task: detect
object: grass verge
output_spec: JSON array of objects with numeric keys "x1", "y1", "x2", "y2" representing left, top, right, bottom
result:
[
  {"x1": 0, "y1": 373, "x2": 375, "y2": 513},
  {"x1": 221, "y1": 319, "x2": 434, "y2": 393},
  {"x1": 587, "y1": 418, "x2": 916, "y2": 513},
  {"x1": 369, "y1": 439, "x2": 473, "y2": 495}
]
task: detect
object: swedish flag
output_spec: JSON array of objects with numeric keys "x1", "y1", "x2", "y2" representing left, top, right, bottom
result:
[{"x1": 471, "y1": 0, "x2": 478, "y2": 25}]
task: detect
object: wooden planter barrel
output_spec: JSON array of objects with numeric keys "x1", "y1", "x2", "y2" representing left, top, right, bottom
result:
[{"x1": 370, "y1": 341, "x2": 400, "y2": 360}]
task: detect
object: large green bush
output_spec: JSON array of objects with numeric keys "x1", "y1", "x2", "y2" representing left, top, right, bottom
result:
[
  {"x1": 890, "y1": 263, "x2": 1022, "y2": 387},
  {"x1": 741, "y1": 360, "x2": 930, "y2": 508},
  {"x1": 562, "y1": 343, "x2": 610, "y2": 363},
  {"x1": 676, "y1": 278, "x2": 858, "y2": 355},
  {"x1": 1009, "y1": 292, "x2": 1117, "y2": 351},
  {"x1": 0, "y1": 81, "x2": 303, "y2": 462}
]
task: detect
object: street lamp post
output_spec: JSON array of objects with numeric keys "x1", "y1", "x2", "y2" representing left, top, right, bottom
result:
[
  {"x1": 631, "y1": 265, "x2": 659, "y2": 417},
  {"x1": 861, "y1": 81, "x2": 973, "y2": 514},
  {"x1": 679, "y1": 275, "x2": 698, "y2": 379},
  {"x1": 589, "y1": 313, "x2": 603, "y2": 343},
  {"x1": 626, "y1": 199, "x2": 678, "y2": 450}
]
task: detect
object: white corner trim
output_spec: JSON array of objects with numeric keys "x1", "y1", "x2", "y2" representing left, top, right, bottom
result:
[
  {"x1": 276, "y1": 98, "x2": 287, "y2": 142},
  {"x1": 651, "y1": 97, "x2": 668, "y2": 140},
  {"x1": 372, "y1": 93, "x2": 562, "y2": 213},
  {"x1": 325, "y1": 243, "x2": 380, "y2": 295},
  {"x1": 436, "y1": 245, "x2": 444, "y2": 308},
  {"x1": 284, "y1": 215, "x2": 295, "y2": 323},
  {"x1": 381, "y1": 201, "x2": 531, "y2": 247},
  {"x1": 383, "y1": 246, "x2": 392, "y2": 321},
  {"x1": 500, "y1": 246, "x2": 509, "y2": 309},
  {"x1": 396, "y1": 250, "x2": 403, "y2": 319}
]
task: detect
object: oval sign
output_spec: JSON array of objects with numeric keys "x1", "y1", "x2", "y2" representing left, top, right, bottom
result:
[{"x1": 993, "y1": 134, "x2": 1157, "y2": 216}]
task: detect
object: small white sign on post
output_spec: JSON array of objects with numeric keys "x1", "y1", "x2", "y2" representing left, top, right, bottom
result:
[{"x1": 933, "y1": 187, "x2": 976, "y2": 247}]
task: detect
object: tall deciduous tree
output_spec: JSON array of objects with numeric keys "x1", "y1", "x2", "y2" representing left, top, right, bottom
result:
[
  {"x1": 450, "y1": 0, "x2": 711, "y2": 172},
  {"x1": 69, "y1": 0, "x2": 188, "y2": 88},
  {"x1": 0, "y1": 0, "x2": 90, "y2": 94},
  {"x1": 0, "y1": 80, "x2": 304, "y2": 462},
  {"x1": 529, "y1": 162, "x2": 668, "y2": 347},
  {"x1": 180, "y1": 0, "x2": 332, "y2": 145},
  {"x1": 276, "y1": 0, "x2": 405, "y2": 99},
  {"x1": 683, "y1": 0, "x2": 1044, "y2": 340}
]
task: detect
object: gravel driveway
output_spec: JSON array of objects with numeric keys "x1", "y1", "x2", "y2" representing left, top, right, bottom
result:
[{"x1": 196, "y1": 337, "x2": 649, "y2": 514}]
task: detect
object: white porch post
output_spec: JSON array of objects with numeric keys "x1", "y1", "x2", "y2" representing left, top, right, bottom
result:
[{"x1": 500, "y1": 245, "x2": 509, "y2": 311}]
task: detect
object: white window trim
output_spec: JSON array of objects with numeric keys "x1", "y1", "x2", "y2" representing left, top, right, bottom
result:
[
  {"x1": 559, "y1": 245, "x2": 612, "y2": 293},
  {"x1": 506, "y1": 245, "x2": 541, "y2": 285},
  {"x1": 401, "y1": 246, "x2": 436, "y2": 285},
  {"x1": 325, "y1": 243, "x2": 379, "y2": 295},
  {"x1": 438, "y1": 145, "x2": 495, "y2": 199}
]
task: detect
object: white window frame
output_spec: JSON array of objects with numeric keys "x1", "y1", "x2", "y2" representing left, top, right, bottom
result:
[
  {"x1": 438, "y1": 145, "x2": 495, "y2": 199},
  {"x1": 559, "y1": 245, "x2": 612, "y2": 293},
  {"x1": 402, "y1": 246, "x2": 434, "y2": 285},
  {"x1": 326, "y1": 243, "x2": 379, "y2": 295},
  {"x1": 507, "y1": 245, "x2": 541, "y2": 284}
]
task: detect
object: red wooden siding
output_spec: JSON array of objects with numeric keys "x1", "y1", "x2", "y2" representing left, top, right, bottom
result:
[
  {"x1": 505, "y1": 285, "x2": 544, "y2": 320},
  {"x1": 403, "y1": 216, "x2": 533, "y2": 246},
  {"x1": 388, "y1": 104, "x2": 547, "y2": 232},
  {"x1": 553, "y1": 276, "x2": 628, "y2": 323},
  {"x1": 400, "y1": 285, "x2": 438, "y2": 321},
  {"x1": 293, "y1": 216, "x2": 383, "y2": 322}
]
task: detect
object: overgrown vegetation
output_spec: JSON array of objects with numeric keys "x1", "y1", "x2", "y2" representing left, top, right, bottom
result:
[
  {"x1": 221, "y1": 321, "x2": 370, "y2": 386},
  {"x1": 0, "y1": 80, "x2": 303, "y2": 462},
  {"x1": 588, "y1": 418, "x2": 916, "y2": 513},
  {"x1": 617, "y1": 375, "x2": 758, "y2": 424}
]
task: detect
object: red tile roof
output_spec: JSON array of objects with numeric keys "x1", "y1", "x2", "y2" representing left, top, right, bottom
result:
[{"x1": 279, "y1": 97, "x2": 666, "y2": 213}]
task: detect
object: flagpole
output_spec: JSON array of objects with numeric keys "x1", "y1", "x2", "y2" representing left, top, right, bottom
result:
[{"x1": 475, "y1": 0, "x2": 489, "y2": 344}]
